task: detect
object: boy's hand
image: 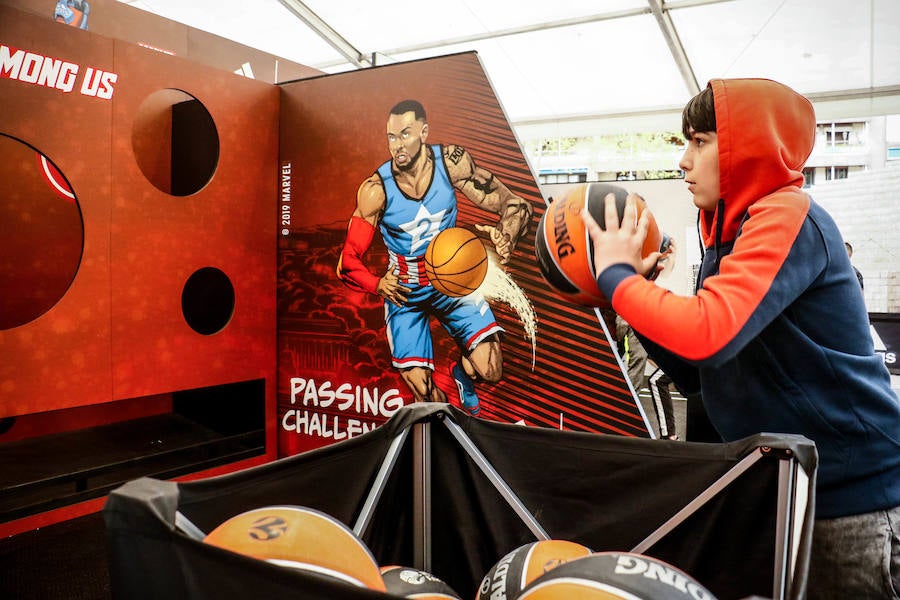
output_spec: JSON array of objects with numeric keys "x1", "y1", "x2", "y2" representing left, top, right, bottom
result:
[{"x1": 581, "y1": 193, "x2": 661, "y2": 279}]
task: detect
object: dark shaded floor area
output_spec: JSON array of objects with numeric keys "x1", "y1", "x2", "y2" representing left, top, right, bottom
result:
[{"x1": 0, "y1": 512, "x2": 110, "y2": 600}]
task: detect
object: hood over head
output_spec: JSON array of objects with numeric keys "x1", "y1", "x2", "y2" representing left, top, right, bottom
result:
[{"x1": 701, "y1": 78, "x2": 816, "y2": 247}]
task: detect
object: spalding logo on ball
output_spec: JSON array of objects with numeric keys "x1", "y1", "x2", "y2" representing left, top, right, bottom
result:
[
  {"x1": 203, "y1": 505, "x2": 386, "y2": 591},
  {"x1": 535, "y1": 183, "x2": 663, "y2": 308},
  {"x1": 517, "y1": 552, "x2": 718, "y2": 600},
  {"x1": 424, "y1": 227, "x2": 488, "y2": 297},
  {"x1": 380, "y1": 565, "x2": 463, "y2": 599}
]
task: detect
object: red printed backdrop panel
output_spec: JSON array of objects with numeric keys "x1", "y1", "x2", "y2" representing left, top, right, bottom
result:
[
  {"x1": 0, "y1": 6, "x2": 115, "y2": 415},
  {"x1": 3, "y1": 0, "x2": 321, "y2": 84},
  {"x1": 277, "y1": 53, "x2": 650, "y2": 455},
  {"x1": 108, "y1": 40, "x2": 278, "y2": 403},
  {"x1": 0, "y1": 7, "x2": 278, "y2": 441}
]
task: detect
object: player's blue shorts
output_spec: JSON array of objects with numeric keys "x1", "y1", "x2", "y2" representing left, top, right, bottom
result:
[{"x1": 385, "y1": 284, "x2": 503, "y2": 370}]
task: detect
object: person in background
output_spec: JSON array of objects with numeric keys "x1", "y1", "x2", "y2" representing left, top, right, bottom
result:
[
  {"x1": 615, "y1": 315, "x2": 647, "y2": 396},
  {"x1": 582, "y1": 78, "x2": 900, "y2": 599},
  {"x1": 845, "y1": 242, "x2": 864, "y2": 291},
  {"x1": 647, "y1": 361, "x2": 677, "y2": 440}
]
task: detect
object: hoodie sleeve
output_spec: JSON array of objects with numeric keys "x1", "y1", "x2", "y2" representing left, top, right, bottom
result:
[{"x1": 598, "y1": 191, "x2": 826, "y2": 367}]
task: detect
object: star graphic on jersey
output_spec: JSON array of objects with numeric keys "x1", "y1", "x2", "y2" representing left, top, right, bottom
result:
[{"x1": 400, "y1": 204, "x2": 448, "y2": 254}]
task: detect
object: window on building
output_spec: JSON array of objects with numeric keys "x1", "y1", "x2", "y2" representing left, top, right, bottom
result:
[
  {"x1": 826, "y1": 129, "x2": 850, "y2": 145},
  {"x1": 539, "y1": 171, "x2": 586, "y2": 185},
  {"x1": 824, "y1": 166, "x2": 849, "y2": 181},
  {"x1": 820, "y1": 122, "x2": 855, "y2": 146},
  {"x1": 802, "y1": 167, "x2": 815, "y2": 187}
]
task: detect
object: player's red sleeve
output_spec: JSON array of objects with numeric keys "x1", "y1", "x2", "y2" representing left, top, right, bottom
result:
[{"x1": 337, "y1": 216, "x2": 381, "y2": 294}]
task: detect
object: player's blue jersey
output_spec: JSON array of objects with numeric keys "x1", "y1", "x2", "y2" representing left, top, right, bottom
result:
[{"x1": 377, "y1": 144, "x2": 457, "y2": 259}]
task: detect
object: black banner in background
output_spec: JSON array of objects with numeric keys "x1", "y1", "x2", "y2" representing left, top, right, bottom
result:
[{"x1": 870, "y1": 313, "x2": 900, "y2": 375}]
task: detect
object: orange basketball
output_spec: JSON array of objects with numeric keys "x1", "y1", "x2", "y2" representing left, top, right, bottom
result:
[
  {"x1": 203, "y1": 505, "x2": 386, "y2": 591},
  {"x1": 424, "y1": 227, "x2": 488, "y2": 297},
  {"x1": 534, "y1": 183, "x2": 662, "y2": 308},
  {"x1": 476, "y1": 539, "x2": 593, "y2": 600}
]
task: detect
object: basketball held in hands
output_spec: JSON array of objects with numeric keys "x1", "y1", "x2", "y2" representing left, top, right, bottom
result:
[{"x1": 534, "y1": 183, "x2": 663, "y2": 308}]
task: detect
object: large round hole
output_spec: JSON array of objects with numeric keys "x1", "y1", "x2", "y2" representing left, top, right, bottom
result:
[
  {"x1": 0, "y1": 134, "x2": 84, "y2": 330},
  {"x1": 182, "y1": 267, "x2": 235, "y2": 335},
  {"x1": 132, "y1": 89, "x2": 219, "y2": 196}
]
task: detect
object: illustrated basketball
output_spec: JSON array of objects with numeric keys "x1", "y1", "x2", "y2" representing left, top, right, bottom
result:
[
  {"x1": 476, "y1": 539, "x2": 593, "y2": 600},
  {"x1": 380, "y1": 565, "x2": 463, "y2": 599},
  {"x1": 203, "y1": 505, "x2": 386, "y2": 591},
  {"x1": 517, "y1": 552, "x2": 718, "y2": 600},
  {"x1": 534, "y1": 183, "x2": 663, "y2": 308},
  {"x1": 424, "y1": 227, "x2": 488, "y2": 297}
]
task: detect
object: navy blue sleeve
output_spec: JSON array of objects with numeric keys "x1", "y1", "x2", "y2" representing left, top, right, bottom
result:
[{"x1": 636, "y1": 332, "x2": 701, "y2": 396}]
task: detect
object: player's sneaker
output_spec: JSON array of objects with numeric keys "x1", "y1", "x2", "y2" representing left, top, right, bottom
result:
[{"x1": 450, "y1": 361, "x2": 480, "y2": 416}]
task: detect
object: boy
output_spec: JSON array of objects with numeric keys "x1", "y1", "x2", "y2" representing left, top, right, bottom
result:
[{"x1": 583, "y1": 78, "x2": 900, "y2": 599}]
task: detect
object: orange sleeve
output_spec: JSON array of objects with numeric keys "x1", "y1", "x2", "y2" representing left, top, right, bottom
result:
[{"x1": 610, "y1": 193, "x2": 811, "y2": 364}]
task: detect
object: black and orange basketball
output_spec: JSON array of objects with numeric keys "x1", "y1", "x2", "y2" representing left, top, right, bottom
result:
[
  {"x1": 380, "y1": 565, "x2": 463, "y2": 599},
  {"x1": 517, "y1": 552, "x2": 718, "y2": 600},
  {"x1": 424, "y1": 227, "x2": 488, "y2": 297},
  {"x1": 534, "y1": 183, "x2": 663, "y2": 307},
  {"x1": 203, "y1": 505, "x2": 386, "y2": 591},
  {"x1": 476, "y1": 539, "x2": 593, "y2": 600}
]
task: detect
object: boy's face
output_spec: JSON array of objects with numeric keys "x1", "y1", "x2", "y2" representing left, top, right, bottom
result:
[{"x1": 679, "y1": 129, "x2": 720, "y2": 211}]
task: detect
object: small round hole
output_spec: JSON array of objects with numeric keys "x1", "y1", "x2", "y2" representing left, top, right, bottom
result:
[{"x1": 181, "y1": 267, "x2": 235, "y2": 335}]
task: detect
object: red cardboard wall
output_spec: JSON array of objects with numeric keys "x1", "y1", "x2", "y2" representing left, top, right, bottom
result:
[{"x1": 0, "y1": 7, "x2": 278, "y2": 446}]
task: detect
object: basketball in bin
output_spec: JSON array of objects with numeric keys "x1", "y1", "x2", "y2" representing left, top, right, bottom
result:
[
  {"x1": 203, "y1": 505, "x2": 386, "y2": 591},
  {"x1": 534, "y1": 183, "x2": 663, "y2": 308},
  {"x1": 476, "y1": 539, "x2": 593, "y2": 600},
  {"x1": 516, "y1": 552, "x2": 718, "y2": 599},
  {"x1": 380, "y1": 565, "x2": 462, "y2": 599}
]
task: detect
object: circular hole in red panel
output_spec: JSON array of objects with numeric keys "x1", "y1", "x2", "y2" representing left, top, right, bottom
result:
[
  {"x1": 182, "y1": 267, "x2": 235, "y2": 335},
  {"x1": 0, "y1": 134, "x2": 84, "y2": 330},
  {"x1": 132, "y1": 89, "x2": 219, "y2": 196}
]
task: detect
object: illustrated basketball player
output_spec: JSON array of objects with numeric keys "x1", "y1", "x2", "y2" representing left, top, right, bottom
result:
[
  {"x1": 54, "y1": 0, "x2": 90, "y2": 30},
  {"x1": 338, "y1": 99, "x2": 532, "y2": 414}
]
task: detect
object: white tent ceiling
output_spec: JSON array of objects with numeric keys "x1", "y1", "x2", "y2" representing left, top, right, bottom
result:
[{"x1": 120, "y1": 0, "x2": 900, "y2": 138}]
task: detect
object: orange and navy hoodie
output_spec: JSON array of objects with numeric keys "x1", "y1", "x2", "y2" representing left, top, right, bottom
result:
[{"x1": 597, "y1": 79, "x2": 900, "y2": 519}]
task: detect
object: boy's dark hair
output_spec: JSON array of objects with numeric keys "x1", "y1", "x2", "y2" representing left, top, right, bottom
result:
[
  {"x1": 390, "y1": 99, "x2": 427, "y2": 122},
  {"x1": 682, "y1": 86, "x2": 716, "y2": 139}
]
